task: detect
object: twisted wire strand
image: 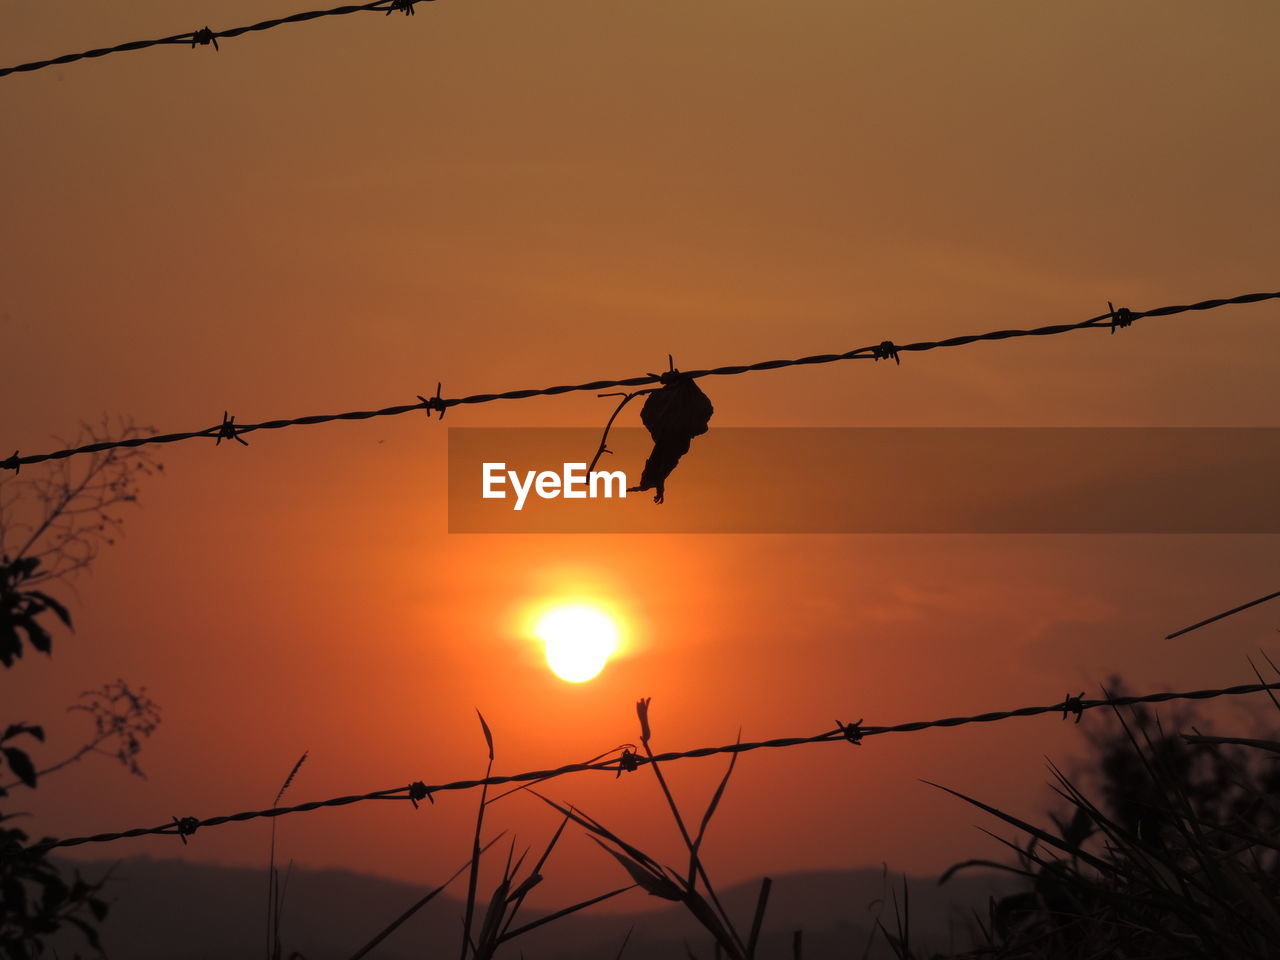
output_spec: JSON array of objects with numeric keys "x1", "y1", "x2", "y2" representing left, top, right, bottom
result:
[
  {"x1": 0, "y1": 0, "x2": 415, "y2": 79},
  {"x1": 4, "y1": 290, "x2": 1277, "y2": 472},
  {"x1": 15, "y1": 679, "x2": 1280, "y2": 857}
]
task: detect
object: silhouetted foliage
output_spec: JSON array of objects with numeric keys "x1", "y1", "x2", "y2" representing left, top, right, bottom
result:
[
  {"x1": 0, "y1": 725, "x2": 44, "y2": 793},
  {"x1": 0, "y1": 418, "x2": 160, "y2": 587},
  {"x1": 0, "y1": 421, "x2": 160, "y2": 959},
  {"x1": 627, "y1": 365, "x2": 714, "y2": 504},
  {"x1": 0, "y1": 560, "x2": 70, "y2": 667},
  {"x1": 0, "y1": 682, "x2": 161, "y2": 795},
  {"x1": 0, "y1": 836, "x2": 109, "y2": 960},
  {"x1": 933, "y1": 677, "x2": 1280, "y2": 960},
  {"x1": 0, "y1": 577, "x2": 115, "y2": 959}
]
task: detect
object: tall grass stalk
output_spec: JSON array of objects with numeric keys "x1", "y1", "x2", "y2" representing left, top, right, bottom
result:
[{"x1": 267, "y1": 751, "x2": 307, "y2": 960}]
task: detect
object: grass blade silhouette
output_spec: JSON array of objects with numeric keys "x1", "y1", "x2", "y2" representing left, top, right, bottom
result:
[
  {"x1": 745, "y1": 877, "x2": 771, "y2": 959},
  {"x1": 346, "y1": 834, "x2": 504, "y2": 960},
  {"x1": 459, "y1": 710, "x2": 496, "y2": 960},
  {"x1": 267, "y1": 751, "x2": 307, "y2": 960},
  {"x1": 499, "y1": 885, "x2": 635, "y2": 942}
]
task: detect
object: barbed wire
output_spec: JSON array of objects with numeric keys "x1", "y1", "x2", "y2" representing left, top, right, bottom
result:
[
  {"x1": 12, "y1": 679, "x2": 1279, "y2": 858},
  {"x1": 3, "y1": 290, "x2": 1277, "y2": 474},
  {"x1": 0, "y1": 0, "x2": 428, "y2": 80}
]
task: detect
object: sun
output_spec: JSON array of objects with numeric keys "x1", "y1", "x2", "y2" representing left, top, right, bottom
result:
[{"x1": 534, "y1": 605, "x2": 619, "y2": 683}]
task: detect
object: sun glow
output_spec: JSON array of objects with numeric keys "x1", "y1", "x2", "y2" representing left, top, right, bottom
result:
[{"x1": 534, "y1": 605, "x2": 620, "y2": 683}]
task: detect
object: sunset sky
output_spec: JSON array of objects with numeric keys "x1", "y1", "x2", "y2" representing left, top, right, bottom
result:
[{"x1": 2, "y1": 0, "x2": 1279, "y2": 917}]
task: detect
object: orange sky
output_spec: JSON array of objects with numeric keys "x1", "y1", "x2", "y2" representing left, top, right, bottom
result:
[{"x1": 2, "y1": 0, "x2": 1279, "y2": 913}]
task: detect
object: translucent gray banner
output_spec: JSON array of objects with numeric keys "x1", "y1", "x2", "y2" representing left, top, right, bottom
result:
[{"x1": 447, "y1": 428, "x2": 1280, "y2": 534}]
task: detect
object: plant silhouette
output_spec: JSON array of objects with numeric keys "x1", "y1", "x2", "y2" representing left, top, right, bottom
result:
[
  {"x1": 627, "y1": 363, "x2": 715, "y2": 504},
  {"x1": 0, "y1": 420, "x2": 161, "y2": 959},
  {"x1": 929, "y1": 674, "x2": 1280, "y2": 960}
]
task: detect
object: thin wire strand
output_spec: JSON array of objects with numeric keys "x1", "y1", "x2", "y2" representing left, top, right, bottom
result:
[
  {"x1": 4, "y1": 290, "x2": 1277, "y2": 472},
  {"x1": 14, "y1": 679, "x2": 1280, "y2": 857},
  {"x1": 0, "y1": 0, "x2": 418, "y2": 80}
]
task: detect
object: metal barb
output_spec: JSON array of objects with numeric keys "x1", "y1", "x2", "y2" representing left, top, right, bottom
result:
[
  {"x1": 171, "y1": 816, "x2": 200, "y2": 844},
  {"x1": 407, "y1": 780, "x2": 433, "y2": 808},
  {"x1": 837, "y1": 718, "x2": 864, "y2": 745},
  {"x1": 416, "y1": 382, "x2": 447, "y2": 420},
  {"x1": 191, "y1": 27, "x2": 219, "y2": 51},
  {"x1": 615, "y1": 748, "x2": 640, "y2": 777},
  {"x1": 1107, "y1": 301, "x2": 1135, "y2": 334},
  {"x1": 873, "y1": 341, "x2": 900, "y2": 364},
  {"x1": 656, "y1": 356, "x2": 685, "y2": 385},
  {"x1": 1062, "y1": 691, "x2": 1086, "y2": 723},
  {"x1": 215, "y1": 411, "x2": 248, "y2": 446}
]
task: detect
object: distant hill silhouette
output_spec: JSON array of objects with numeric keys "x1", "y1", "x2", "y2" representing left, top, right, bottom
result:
[{"x1": 47, "y1": 856, "x2": 1014, "y2": 958}]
